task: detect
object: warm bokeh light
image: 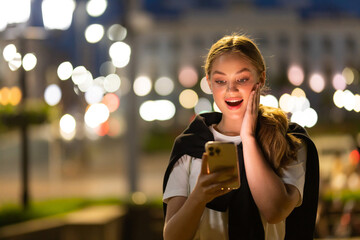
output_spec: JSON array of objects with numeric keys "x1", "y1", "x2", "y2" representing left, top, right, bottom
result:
[
  {"x1": 154, "y1": 77, "x2": 174, "y2": 96},
  {"x1": 342, "y1": 67, "x2": 355, "y2": 85},
  {"x1": 84, "y1": 103, "x2": 110, "y2": 128},
  {"x1": 279, "y1": 93, "x2": 292, "y2": 112},
  {"x1": 3, "y1": 44, "x2": 17, "y2": 62},
  {"x1": 332, "y1": 73, "x2": 346, "y2": 90},
  {"x1": 0, "y1": 87, "x2": 10, "y2": 105},
  {"x1": 178, "y1": 66, "x2": 198, "y2": 88},
  {"x1": 287, "y1": 65, "x2": 304, "y2": 86},
  {"x1": 107, "y1": 24, "x2": 127, "y2": 41},
  {"x1": 86, "y1": 0, "x2": 107, "y2": 17},
  {"x1": 109, "y1": 42, "x2": 131, "y2": 68},
  {"x1": 133, "y1": 76, "x2": 152, "y2": 96},
  {"x1": 85, "y1": 24, "x2": 105, "y2": 43},
  {"x1": 57, "y1": 61, "x2": 73, "y2": 80},
  {"x1": 59, "y1": 114, "x2": 76, "y2": 140},
  {"x1": 179, "y1": 89, "x2": 198, "y2": 109},
  {"x1": 309, "y1": 73, "x2": 325, "y2": 93},
  {"x1": 42, "y1": 0, "x2": 76, "y2": 30},
  {"x1": 131, "y1": 192, "x2": 147, "y2": 205},
  {"x1": 85, "y1": 85, "x2": 104, "y2": 104},
  {"x1": 291, "y1": 108, "x2": 318, "y2": 128},
  {"x1": 22, "y1": 53, "x2": 37, "y2": 71},
  {"x1": 291, "y1": 88, "x2": 306, "y2": 98},
  {"x1": 139, "y1": 100, "x2": 176, "y2": 121},
  {"x1": 104, "y1": 74, "x2": 121, "y2": 93},
  {"x1": 194, "y1": 98, "x2": 212, "y2": 114},
  {"x1": 44, "y1": 84, "x2": 62, "y2": 106},
  {"x1": 354, "y1": 94, "x2": 360, "y2": 112},
  {"x1": 9, "y1": 87, "x2": 22, "y2": 105},
  {"x1": 200, "y1": 77, "x2": 212, "y2": 95},
  {"x1": 260, "y1": 94, "x2": 278, "y2": 108},
  {"x1": 333, "y1": 90, "x2": 344, "y2": 108},
  {"x1": 102, "y1": 93, "x2": 120, "y2": 112},
  {"x1": 107, "y1": 115, "x2": 126, "y2": 137}
]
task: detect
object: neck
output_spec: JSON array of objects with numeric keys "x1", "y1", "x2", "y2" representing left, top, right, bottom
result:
[{"x1": 215, "y1": 116, "x2": 242, "y2": 136}]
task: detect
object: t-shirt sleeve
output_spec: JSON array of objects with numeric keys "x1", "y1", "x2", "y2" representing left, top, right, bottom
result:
[
  {"x1": 163, "y1": 155, "x2": 192, "y2": 203},
  {"x1": 281, "y1": 142, "x2": 307, "y2": 207}
]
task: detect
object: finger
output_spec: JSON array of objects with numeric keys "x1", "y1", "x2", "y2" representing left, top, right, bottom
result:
[{"x1": 201, "y1": 153, "x2": 209, "y2": 175}]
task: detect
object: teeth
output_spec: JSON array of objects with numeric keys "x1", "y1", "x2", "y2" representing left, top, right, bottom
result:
[{"x1": 226, "y1": 100, "x2": 242, "y2": 103}]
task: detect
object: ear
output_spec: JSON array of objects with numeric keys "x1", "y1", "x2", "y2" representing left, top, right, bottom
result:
[{"x1": 259, "y1": 71, "x2": 266, "y2": 87}]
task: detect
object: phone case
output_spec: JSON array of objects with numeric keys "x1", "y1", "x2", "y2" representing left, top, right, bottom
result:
[{"x1": 205, "y1": 141, "x2": 241, "y2": 189}]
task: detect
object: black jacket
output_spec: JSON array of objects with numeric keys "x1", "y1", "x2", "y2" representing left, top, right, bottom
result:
[{"x1": 163, "y1": 112, "x2": 319, "y2": 240}]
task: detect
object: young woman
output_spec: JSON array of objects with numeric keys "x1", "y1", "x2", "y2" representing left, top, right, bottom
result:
[{"x1": 162, "y1": 34, "x2": 319, "y2": 240}]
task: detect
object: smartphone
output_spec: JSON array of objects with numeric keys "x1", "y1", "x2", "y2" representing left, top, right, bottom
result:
[{"x1": 205, "y1": 141, "x2": 241, "y2": 189}]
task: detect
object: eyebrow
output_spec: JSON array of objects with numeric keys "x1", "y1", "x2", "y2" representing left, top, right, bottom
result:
[{"x1": 212, "y1": 68, "x2": 251, "y2": 75}]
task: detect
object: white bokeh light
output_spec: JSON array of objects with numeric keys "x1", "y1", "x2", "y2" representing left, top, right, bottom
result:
[
  {"x1": 107, "y1": 24, "x2": 127, "y2": 41},
  {"x1": 59, "y1": 114, "x2": 76, "y2": 140},
  {"x1": 104, "y1": 74, "x2": 121, "y2": 92},
  {"x1": 44, "y1": 84, "x2": 62, "y2": 106},
  {"x1": 139, "y1": 100, "x2": 176, "y2": 121},
  {"x1": 154, "y1": 77, "x2": 174, "y2": 96},
  {"x1": 22, "y1": 53, "x2": 37, "y2": 71},
  {"x1": 86, "y1": 0, "x2": 107, "y2": 17},
  {"x1": 343, "y1": 90, "x2": 355, "y2": 111},
  {"x1": 333, "y1": 90, "x2": 344, "y2": 108},
  {"x1": 3, "y1": 44, "x2": 17, "y2": 62},
  {"x1": 57, "y1": 61, "x2": 73, "y2": 80},
  {"x1": 8, "y1": 52, "x2": 22, "y2": 71},
  {"x1": 84, "y1": 103, "x2": 110, "y2": 128},
  {"x1": 85, "y1": 24, "x2": 105, "y2": 43},
  {"x1": 85, "y1": 85, "x2": 104, "y2": 104},
  {"x1": 109, "y1": 42, "x2": 131, "y2": 68},
  {"x1": 200, "y1": 77, "x2": 212, "y2": 94},
  {"x1": 42, "y1": 0, "x2": 76, "y2": 30},
  {"x1": 179, "y1": 89, "x2": 198, "y2": 109},
  {"x1": 72, "y1": 66, "x2": 88, "y2": 85},
  {"x1": 133, "y1": 76, "x2": 152, "y2": 96},
  {"x1": 3, "y1": 0, "x2": 31, "y2": 24},
  {"x1": 194, "y1": 98, "x2": 212, "y2": 114},
  {"x1": 260, "y1": 94, "x2": 278, "y2": 108}
]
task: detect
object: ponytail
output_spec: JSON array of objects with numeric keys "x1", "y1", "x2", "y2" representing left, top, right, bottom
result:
[{"x1": 256, "y1": 105, "x2": 302, "y2": 176}]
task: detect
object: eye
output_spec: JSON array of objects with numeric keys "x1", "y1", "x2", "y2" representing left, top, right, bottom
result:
[
  {"x1": 236, "y1": 78, "x2": 249, "y2": 83},
  {"x1": 215, "y1": 80, "x2": 226, "y2": 84}
]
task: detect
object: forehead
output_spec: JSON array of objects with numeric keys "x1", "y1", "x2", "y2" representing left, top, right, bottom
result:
[{"x1": 211, "y1": 53, "x2": 256, "y2": 73}]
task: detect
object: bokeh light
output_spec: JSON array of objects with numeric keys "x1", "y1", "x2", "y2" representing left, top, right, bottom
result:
[
  {"x1": 354, "y1": 94, "x2": 360, "y2": 112},
  {"x1": 213, "y1": 102, "x2": 221, "y2": 112},
  {"x1": 3, "y1": 0, "x2": 31, "y2": 24},
  {"x1": 291, "y1": 88, "x2": 306, "y2": 98},
  {"x1": 332, "y1": 73, "x2": 346, "y2": 90},
  {"x1": 59, "y1": 114, "x2": 76, "y2": 141},
  {"x1": 333, "y1": 90, "x2": 344, "y2": 108},
  {"x1": 131, "y1": 192, "x2": 147, "y2": 205},
  {"x1": 133, "y1": 76, "x2": 152, "y2": 96},
  {"x1": 194, "y1": 98, "x2": 212, "y2": 114},
  {"x1": 260, "y1": 94, "x2": 278, "y2": 108},
  {"x1": 8, "y1": 52, "x2": 22, "y2": 71},
  {"x1": 104, "y1": 74, "x2": 121, "y2": 92},
  {"x1": 44, "y1": 84, "x2": 62, "y2": 106},
  {"x1": 178, "y1": 66, "x2": 198, "y2": 88},
  {"x1": 22, "y1": 53, "x2": 37, "y2": 71},
  {"x1": 9, "y1": 87, "x2": 22, "y2": 105},
  {"x1": 3, "y1": 44, "x2": 17, "y2": 62},
  {"x1": 85, "y1": 85, "x2": 104, "y2": 104},
  {"x1": 154, "y1": 77, "x2": 174, "y2": 96},
  {"x1": 342, "y1": 67, "x2": 355, "y2": 85},
  {"x1": 77, "y1": 73, "x2": 94, "y2": 92},
  {"x1": 57, "y1": 61, "x2": 73, "y2": 80},
  {"x1": 107, "y1": 24, "x2": 127, "y2": 41},
  {"x1": 179, "y1": 89, "x2": 198, "y2": 109},
  {"x1": 287, "y1": 65, "x2": 304, "y2": 86},
  {"x1": 139, "y1": 100, "x2": 176, "y2": 121},
  {"x1": 109, "y1": 41, "x2": 131, "y2": 68},
  {"x1": 85, "y1": 24, "x2": 104, "y2": 43},
  {"x1": 343, "y1": 90, "x2": 355, "y2": 111},
  {"x1": 72, "y1": 66, "x2": 88, "y2": 85},
  {"x1": 86, "y1": 0, "x2": 107, "y2": 17},
  {"x1": 200, "y1": 77, "x2": 212, "y2": 94},
  {"x1": 0, "y1": 87, "x2": 10, "y2": 105},
  {"x1": 309, "y1": 73, "x2": 325, "y2": 93},
  {"x1": 102, "y1": 93, "x2": 120, "y2": 112},
  {"x1": 84, "y1": 103, "x2": 110, "y2": 128},
  {"x1": 42, "y1": 0, "x2": 76, "y2": 30},
  {"x1": 99, "y1": 61, "x2": 116, "y2": 76}
]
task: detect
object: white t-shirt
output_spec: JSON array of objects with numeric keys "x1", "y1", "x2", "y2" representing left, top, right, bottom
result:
[{"x1": 163, "y1": 125, "x2": 307, "y2": 240}]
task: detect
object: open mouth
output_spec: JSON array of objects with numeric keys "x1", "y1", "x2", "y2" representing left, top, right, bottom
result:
[{"x1": 225, "y1": 99, "x2": 243, "y2": 107}]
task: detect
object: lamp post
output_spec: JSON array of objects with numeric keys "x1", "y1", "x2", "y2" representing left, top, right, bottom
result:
[{"x1": 0, "y1": 0, "x2": 75, "y2": 210}]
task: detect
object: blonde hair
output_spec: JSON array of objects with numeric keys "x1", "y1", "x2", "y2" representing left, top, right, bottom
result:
[{"x1": 205, "y1": 34, "x2": 301, "y2": 175}]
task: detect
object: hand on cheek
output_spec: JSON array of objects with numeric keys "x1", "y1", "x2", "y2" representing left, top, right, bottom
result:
[{"x1": 240, "y1": 83, "x2": 260, "y2": 139}]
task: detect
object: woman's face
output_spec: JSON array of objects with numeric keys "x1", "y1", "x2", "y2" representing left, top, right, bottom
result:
[{"x1": 207, "y1": 53, "x2": 264, "y2": 120}]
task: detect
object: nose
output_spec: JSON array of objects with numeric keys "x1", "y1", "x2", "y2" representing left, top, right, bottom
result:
[{"x1": 226, "y1": 82, "x2": 238, "y2": 92}]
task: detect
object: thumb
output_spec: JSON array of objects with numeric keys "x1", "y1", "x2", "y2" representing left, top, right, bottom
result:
[{"x1": 201, "y1": 153, "x2": 209, "y2": 175}]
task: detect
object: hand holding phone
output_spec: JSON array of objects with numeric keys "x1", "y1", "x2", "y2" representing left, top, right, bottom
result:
[{"x1": 205, "y1": 141, "x2": 241, "y2": 189}]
